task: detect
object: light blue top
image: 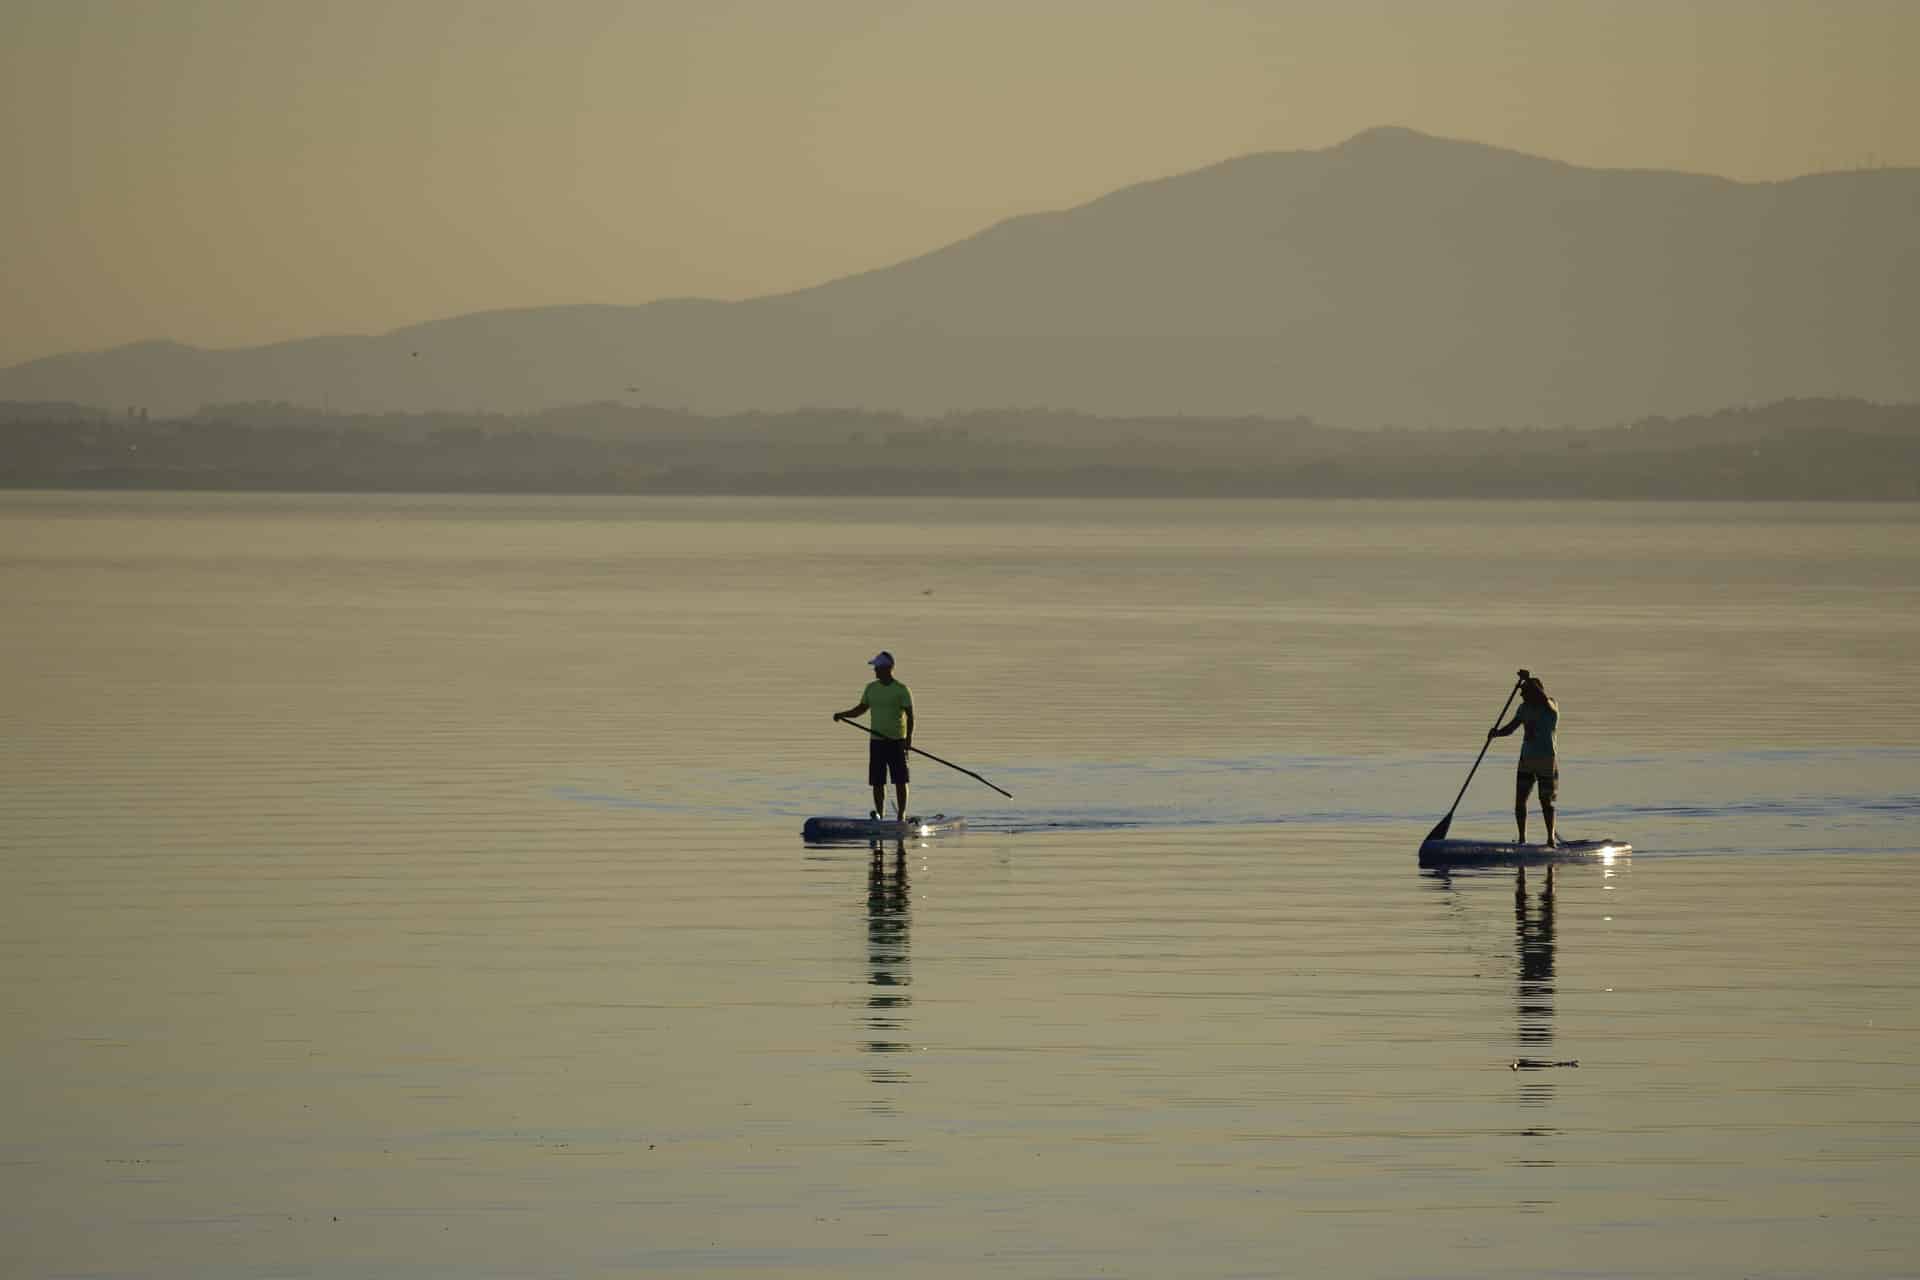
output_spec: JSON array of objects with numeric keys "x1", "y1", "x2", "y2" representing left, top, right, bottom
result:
[{"x1": 1517, "y1": 699, "x2": 1559, "y2": 762}]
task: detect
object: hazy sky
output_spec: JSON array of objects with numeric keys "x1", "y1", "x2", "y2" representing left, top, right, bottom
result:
[{"x1": 3, "y1": 0, "x2": 1914, "y2": 368}]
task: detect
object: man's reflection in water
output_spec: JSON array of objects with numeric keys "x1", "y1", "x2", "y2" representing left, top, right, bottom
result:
[
  {"x1": 863, "y1": 840, "x2": 912, "y2": 1113},
  {"x1": 1513, "y1": 864, "x2": 1558, "y2": 1113}
]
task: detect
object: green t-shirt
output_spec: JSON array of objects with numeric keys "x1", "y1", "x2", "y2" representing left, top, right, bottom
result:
[
  {"x1": 1517, "y1": 699, "x2": 1559, "y2": 762},
  {"x1": 862, "y1": 678, "x2": 914, "y2": 740}
]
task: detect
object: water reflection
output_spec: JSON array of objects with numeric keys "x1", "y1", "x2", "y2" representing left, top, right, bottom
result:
[
  {"x1": 1424, "y1": 862, "x2": 1568, "y2": 1176},
  {"x1": 863, "y1": 841, "x2": 913, "y2": 1114},
  {"x1": 1512, "y1": 863, "x2": 1558, "y2": 1111}
]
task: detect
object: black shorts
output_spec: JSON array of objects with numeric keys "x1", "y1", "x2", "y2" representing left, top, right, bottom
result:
[
  {"x1": 1516, "y1": 760, "x2": 1559, "y2": 806},
  {"x1": 869, "y1": 737, "x2": 910, "y2": 786}
]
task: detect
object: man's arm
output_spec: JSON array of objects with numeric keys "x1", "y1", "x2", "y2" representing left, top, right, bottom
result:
[
  {"x1": 903, "y1": 704, "x2": 915, "y2": 746},
  {"x1": 833, "y1": 700, "x2": 870, "y2": 722},
  {"x1": 1489, "y1": 714, "x2": 1522, "y2": 739}
]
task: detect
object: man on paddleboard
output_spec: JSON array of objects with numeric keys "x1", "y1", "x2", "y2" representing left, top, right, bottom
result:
[
  {"x1": 1489, "y1": 674, "x2": 1560, "y2": 845},
  {"x1": 833, "y1": 651, "x2": 915, "y2": 822}
]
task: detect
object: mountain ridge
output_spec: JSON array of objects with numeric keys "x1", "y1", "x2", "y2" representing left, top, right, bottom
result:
[{"x1": 6, "y1": 128, "x2": 1916, "y2": 426}]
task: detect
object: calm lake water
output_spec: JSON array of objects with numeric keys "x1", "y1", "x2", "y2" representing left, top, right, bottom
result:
[{"x1": 3, "y1": 492, "x2": 1917, "y2": 1279}]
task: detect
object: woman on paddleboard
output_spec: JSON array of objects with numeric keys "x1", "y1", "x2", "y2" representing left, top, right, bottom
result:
[{"x1": 1490, "y1": 674, "x2": 1559, "y2": 846}]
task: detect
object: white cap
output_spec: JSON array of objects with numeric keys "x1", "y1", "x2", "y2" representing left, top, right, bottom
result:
[{"x1": 868, "y1": 650, "x2": 894, "y2": 667}]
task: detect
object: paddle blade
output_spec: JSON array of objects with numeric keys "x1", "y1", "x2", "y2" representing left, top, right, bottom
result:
[{"x1": 1424, "y1": 812, "x2": 1454, "y2": 844}]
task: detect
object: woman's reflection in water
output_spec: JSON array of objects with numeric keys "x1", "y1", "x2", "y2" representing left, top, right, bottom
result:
[
  {"x1": 1513, "y1": 864, "x2": 1558, "y2": 1112},
  {"x1": 1425, "y1": 862, "x2": 1564, "y2": 1165},
  {"x1": 863, "y1": 840, "x2": 912, "y2": 1114}
]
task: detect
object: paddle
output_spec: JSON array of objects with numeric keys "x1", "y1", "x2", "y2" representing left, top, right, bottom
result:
[
  {"x1": 1424, "y1": 669, "x2": 1528, "y2": 845},
  {"x1": 834, "y1": 716, "x2": 1013, "y2": 799}
]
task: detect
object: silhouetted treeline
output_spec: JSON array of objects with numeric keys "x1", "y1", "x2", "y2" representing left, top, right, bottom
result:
[{"x1": 3, "y1": 397, "x2": 1917, "y2": 500}]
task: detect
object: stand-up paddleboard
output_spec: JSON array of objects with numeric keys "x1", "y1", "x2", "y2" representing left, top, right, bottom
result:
[
  {"x1": 802, "y1": 814, "x2": 966, "y2": 843},
  {"x1": 1419, "y1": 837, "x2": 1631, "y2": 868}
]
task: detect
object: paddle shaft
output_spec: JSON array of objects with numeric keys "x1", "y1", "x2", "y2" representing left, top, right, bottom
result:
[
  {"x1": 835, "y1": 716, "x2": 1013, "y2": 799},
  {"x1": 1427, "y1": 675, "x2": 1526, "y2": 842}
]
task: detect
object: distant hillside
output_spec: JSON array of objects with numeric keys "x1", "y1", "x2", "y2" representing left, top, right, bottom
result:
[
  {"x1": 4, "y1": 128, "x2": 1916, "y2": 426},
  {"x1": 5, "y1": 397, "x2": 1915, "y2": 500}
]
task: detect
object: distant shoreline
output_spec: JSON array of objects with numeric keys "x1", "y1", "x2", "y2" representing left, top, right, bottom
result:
[
  {"x1": 4, "y1": 396, "x2": 1917, "y2": 502},
  {"x1": 7, "y1": 485, "x2": 1919, "y2": 508}
]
